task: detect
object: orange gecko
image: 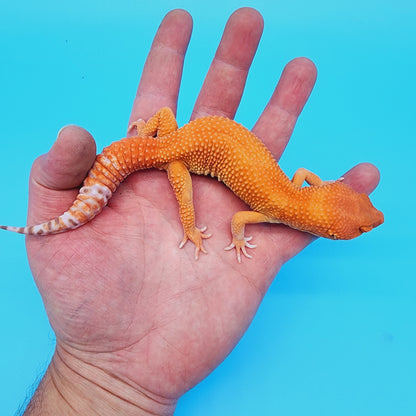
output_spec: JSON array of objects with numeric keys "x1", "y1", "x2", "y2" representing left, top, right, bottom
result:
[{"x1": 1, "y1": 107, "x2": 383, "y2": 262}]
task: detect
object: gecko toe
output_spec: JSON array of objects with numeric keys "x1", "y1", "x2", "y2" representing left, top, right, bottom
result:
[{"x1": 225, "y1": 236, "x2": 256, "y2": 262}]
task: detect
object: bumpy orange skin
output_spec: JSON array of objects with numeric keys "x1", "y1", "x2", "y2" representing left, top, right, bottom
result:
[
  {"x1": 0, "y1": 108, "x2": 383, "y2": 261},
  {"x1": 279, "y1": 181, "x2": 384, "y2": 240}
]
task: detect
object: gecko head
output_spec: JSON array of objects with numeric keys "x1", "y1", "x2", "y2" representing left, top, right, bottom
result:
[
  {"x1": 310, "y1": 182, "x2": 384, "y2": 240},
  {"x1": 326, "y1": 182, "x2": 384, "y2": 240}
]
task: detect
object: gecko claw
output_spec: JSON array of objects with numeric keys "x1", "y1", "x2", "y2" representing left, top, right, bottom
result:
[
  {"x1": 128, "y1": 119, "x2": 146, "y2": 135},
  {"x1": 179, "y1": 226, "x2": 211, "y2": 260},
  {"x1": 194, "y1": 244, "x2": 208, "y2": 261},
  {"x1": 243, "y1": 236, "x2": 257, "y2": 248},
  {"x1": 224, "y1": 236, "x2": 257, "y2": 263}
]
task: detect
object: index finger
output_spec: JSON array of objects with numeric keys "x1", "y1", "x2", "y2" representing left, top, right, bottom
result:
[{"x1": 128, "y1": 9, "x2": 193, "y2": 129}]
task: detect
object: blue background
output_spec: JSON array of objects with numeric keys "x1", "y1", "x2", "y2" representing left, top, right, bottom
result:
[{"x1": 0, "y1": 0, "x2": 415, "y2": 414}]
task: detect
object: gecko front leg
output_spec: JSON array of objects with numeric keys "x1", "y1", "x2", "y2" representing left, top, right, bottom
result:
[{"x1": 224, "y1": 211, "x2": 279, "y2": 263}]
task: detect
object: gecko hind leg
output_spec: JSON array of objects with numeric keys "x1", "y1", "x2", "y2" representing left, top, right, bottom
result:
[
  {"x1": 179, "y1": 225, "x2": 212, "y2": 260},
  {"x1": 166, "y1": 160, "x2": 211, "y2": 260},
  {"x1": 128, "y1": 107, "x2": 178, "y2": 137},
  {"x1": 291, "y1": 167, "x2": 344, "y2": 188}
]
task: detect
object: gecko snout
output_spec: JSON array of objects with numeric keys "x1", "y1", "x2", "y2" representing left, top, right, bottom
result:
[
  {"x1": 359, "y1": 208, "x2": 384, "y2": 234},
  {"x1": 325, "y1": 186, "x2": 384, "y2": 240}
]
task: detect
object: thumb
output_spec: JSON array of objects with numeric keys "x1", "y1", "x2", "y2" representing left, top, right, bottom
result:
[
  {"x1": 31, "y1": 125, "x2": 96, "y2": 190},
  {"x1": 27, "y1": 125, "x2": 96, "y2": 224}
]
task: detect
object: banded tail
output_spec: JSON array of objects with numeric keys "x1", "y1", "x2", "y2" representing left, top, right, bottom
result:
[
  {"x1": 0, "y1": 183, "x2": 113, "y2": 235},
  {"x1": 0, "y1": 133, "x2": 157, "y2": 235}
]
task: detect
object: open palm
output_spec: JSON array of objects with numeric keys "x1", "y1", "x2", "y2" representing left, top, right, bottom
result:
[{"x1": 24, "y1": 8, "x2": 380, "y2": 408}]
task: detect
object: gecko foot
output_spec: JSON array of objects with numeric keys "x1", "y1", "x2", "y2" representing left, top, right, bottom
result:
[
  {"x1": 128, "y1": 119, "x2": 146, "y2": 135},
  {"x1": 179, "y1": 226, "x2": 212, "y2": 260},
  {"x1": 322, "y1": 177, "x2": 345, "y2": 186},
  {"x1": 224, "y1": 236, "x2": 257, "y2": 264}
]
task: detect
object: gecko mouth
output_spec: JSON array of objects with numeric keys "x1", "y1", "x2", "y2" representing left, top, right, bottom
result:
[
  {"x1": 359, "y1": 211, "x2": 384, "y2": 234},
  {"x1": 359, "y1": 225, "x2": 373, "y2": 233}
]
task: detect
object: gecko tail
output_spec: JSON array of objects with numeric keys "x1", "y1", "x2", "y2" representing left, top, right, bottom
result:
[
  {"x1": 0, "y1": 224, "x2": 34, "y2": 234},
  {"x1": 0, "y1": 183, "x2": 113, "y2": 236},
  {"x1": 0, "y1": 219, "x2": 81, "y2": 235}
]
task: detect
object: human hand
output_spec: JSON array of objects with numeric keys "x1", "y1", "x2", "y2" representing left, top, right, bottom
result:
[{"x1": 24, "y1": 8, "x2": 380, "y2": 415}]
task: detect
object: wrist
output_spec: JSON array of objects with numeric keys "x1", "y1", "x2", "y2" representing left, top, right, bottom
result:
[{"x1": 24, "y1": 344, "x2": 177, "y2": 416}]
